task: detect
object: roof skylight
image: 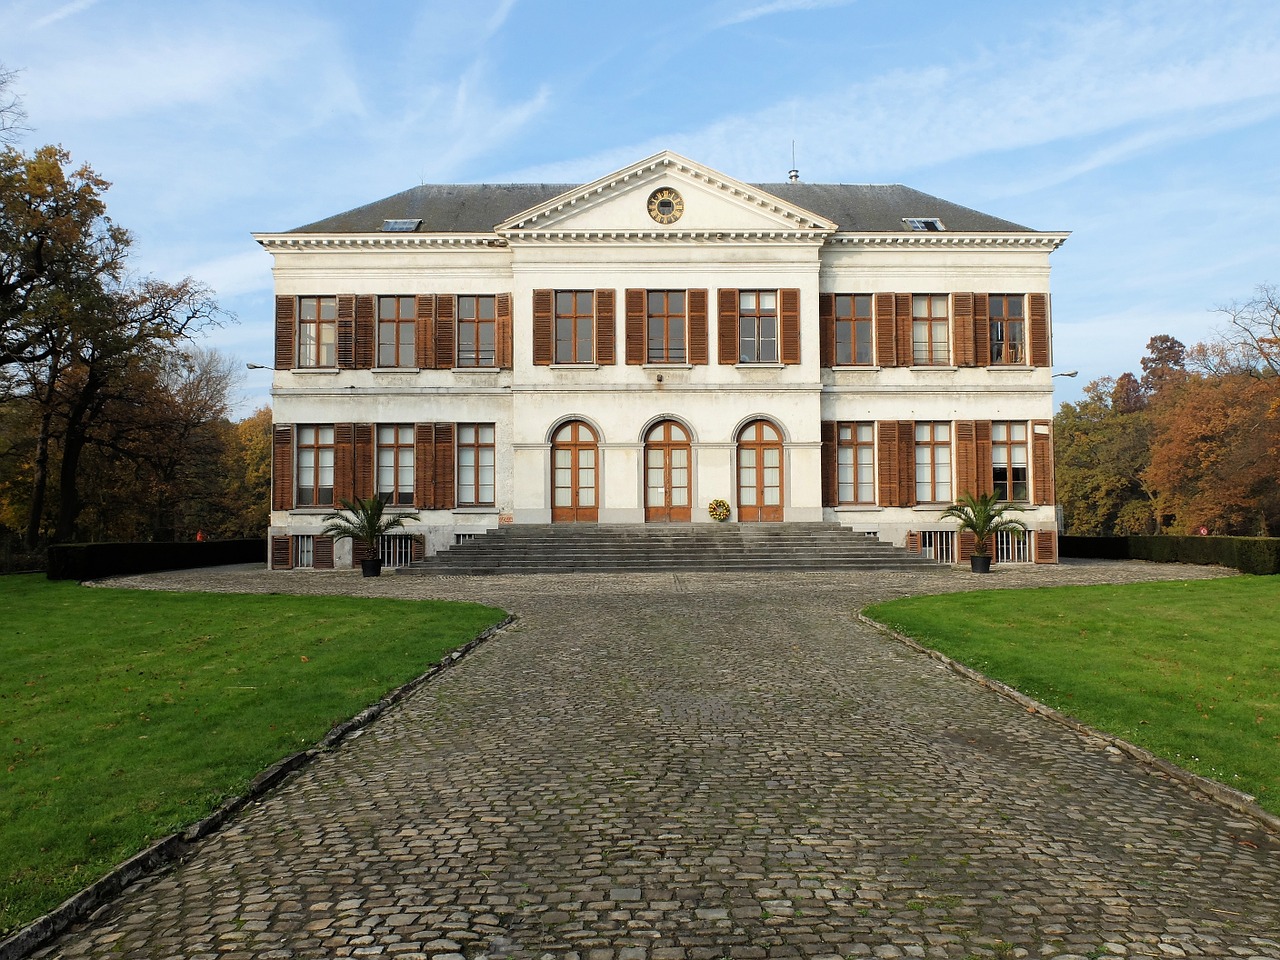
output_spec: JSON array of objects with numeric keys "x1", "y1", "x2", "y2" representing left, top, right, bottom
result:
[
  {"x1": 381, "y1": 219, "x2": 422, "y2": 233},
  {"x1": 903, "y1": 217, "x2": 945, "y2": 232}
]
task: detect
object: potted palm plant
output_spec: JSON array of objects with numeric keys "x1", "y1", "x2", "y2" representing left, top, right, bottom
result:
[
  {"x1": 941, "y1": 491, "x2": 1027, "y2": 573},
  {"x1": 322, "y1": 496, "x2": 418, "y2": 577}
]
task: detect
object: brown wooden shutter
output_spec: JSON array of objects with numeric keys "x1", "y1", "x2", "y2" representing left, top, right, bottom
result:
[
  {"x1": 274, "y1": 296, "x2": 295, "y2": 370},
  {"x1": 533, "y1": 289, "x2": 553, "y2": 365},
  {"x1": 434, "y1": 295, "x2": 456, "y2": 370},
  {"x1": 1034, "y1": 529, "x2": 1058, "y2": 564},
  {"x1": 351, "y1": 539, "x2": 373, "y2": 568},
  {"x1": 354, "y1": 424, "x2": 374, "y2": 501},
  {"x1": 415, "y1": 296, "x2": 436, "y2": 369},
  {"x1": 272, "y1": 425, "x2": 293, "y2": 510},
  {"x1": 718, "y1": 289, "x2": 739, "y2": 364},
  {"x1": 905, "y1": 532, "x2": 921, "y2": 553},
  {"x1": 1032, "y1": 420, "x2": 1055, "y2": 504},
  {"x1": 688, "y1": 289, "x2": 709, "y2": 365},
  {"x1": 954, "y1": 420, "x2": 977, "y2": 498},
  {"x1": 874, "y1": 293, "x2": 896, "y2": 367},
  {"x1": 333, "y1": 423, "x2": 354, "y2": 505},
  {"x1": 895, "y1": 293, "x2": 913, "y2": 366},
  {"x1": 780, "y1": 288, "x2": 801, "y2": 365},
  {"x1": 595, "y1": 289, "x2": 615, "y2": 365},
  {"x1": 821, "y1": 420, "x2": 838, "y2": 507},
  {"x1": 958, "y1": 530, "x2": 988, "y2": 562},
  {"x1": 410, "y1": 535, "x2": 425, "y2": 562},
  {"x1": 897, "y1": 421, "x2": 915, "y2": 506},
  {"x1": 414, "y1": 423, "x2": 435, "y2": 509},
  {"x1": 973, "y1": 294, "x2": 990, "y2": 367},
  {"x1": 355, "y1": 296, "x2": 375, "y2": 369},
  {"x1": 433, "y1": 422, "x2": 456, "y2": 509},
  {"x1": 1029, "y1": 293, "x2": 1050, "y2": 367},
  {"x1": 496, "y1": 293, "x2": 513, "y2": 369},
  {"x1": 953, "y1": 293, "x2": 974, "y2": 367},
  {"x1": 335, "y1": 296, "x2": 356, "y2": 368},
  {"x1": 819, "y1": 293, "x2": 835, "y2": 368},
  {"x1": 976, "y1": 420, "x2": 993, "y2": 497},
  {"x1": 625, "y1": 289, "x2": 646, "y2": 365},
  {"x1": 877, "y1": 421, "x2": 898, "y2": 507},
  {"x1": 271, "y1": 535, "x2": 292, "y2": 570},
  {"x1": 313, "y1": 535, "x2": 335, "y2": 570}
]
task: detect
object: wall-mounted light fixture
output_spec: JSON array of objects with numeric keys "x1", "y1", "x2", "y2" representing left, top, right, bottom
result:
[{"x1": 1052, "y1": 370, "x2": 1078, "y2": 378}]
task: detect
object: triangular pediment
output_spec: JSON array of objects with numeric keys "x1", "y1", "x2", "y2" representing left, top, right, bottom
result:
[{"x1": 495, "y1": 151, "x2": 837, "y2": 239}]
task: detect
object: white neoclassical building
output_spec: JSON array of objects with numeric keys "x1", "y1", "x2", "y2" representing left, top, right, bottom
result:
[{"x1": 254, "y1": 151, "x2": 1068, "y2": 570}]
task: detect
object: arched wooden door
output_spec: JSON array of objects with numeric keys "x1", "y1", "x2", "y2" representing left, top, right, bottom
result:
[
  {"x1": 737, "y1": 420, "x2": 783, "y2": 522},
  {"x1": 644, "y1": 420, "x2": 692, "y2": 522},
  {"x1": 551, "y1": 421, "x2": 599, "y2": 522}
]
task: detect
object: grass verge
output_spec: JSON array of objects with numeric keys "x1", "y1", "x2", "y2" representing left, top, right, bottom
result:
[
  {"x1": 1, "y1": 575, "x2": 506, "y2": 937},
  {"x1": 864, "y1": 576, "x2": 1279, "y2": 818}
]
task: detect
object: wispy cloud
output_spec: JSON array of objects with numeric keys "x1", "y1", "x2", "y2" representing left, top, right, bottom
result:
[
  {"x1": 30, "y1": 0, "x2": 100, "y2": 30},
  {"x1": 716, "y1": 0, "x2": 855, "y2": 28}
]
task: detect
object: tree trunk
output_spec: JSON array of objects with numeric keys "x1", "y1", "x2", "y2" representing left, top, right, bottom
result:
[{"x1": 24, "y1": 405, "x2": 53, "y2": 550}]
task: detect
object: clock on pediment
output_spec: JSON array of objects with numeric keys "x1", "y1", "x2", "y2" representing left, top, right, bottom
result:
[{"x1": 646, "y1": 187, "x2": 685, "y2": 225}]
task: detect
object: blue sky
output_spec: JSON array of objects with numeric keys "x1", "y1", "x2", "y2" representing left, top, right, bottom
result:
[{"x1": 4, "y1": 0, "x2": 1280, "y2": 415}]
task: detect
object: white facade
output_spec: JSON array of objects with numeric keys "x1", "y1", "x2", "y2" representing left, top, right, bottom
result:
[{"x1": 255, "y1": 152, "x2": 1068, "y2": 569}]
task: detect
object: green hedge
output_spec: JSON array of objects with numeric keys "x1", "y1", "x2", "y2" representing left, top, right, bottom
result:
[{"x1": 1060, "y1": 535, "x2": 1280, "y2": 575}]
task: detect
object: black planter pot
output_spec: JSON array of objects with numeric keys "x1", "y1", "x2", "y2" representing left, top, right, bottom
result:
[
  {"x1": 970, "y1": 554, "x2": 992, "y2": 574},
  {"x1": 360, "y1": 557, "x2": 383, "y2": 578}
]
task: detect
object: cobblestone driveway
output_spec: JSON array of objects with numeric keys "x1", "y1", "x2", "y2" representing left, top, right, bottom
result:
[{"x1": 42, "y1": 561, "x2": 1280, "y2": 960}]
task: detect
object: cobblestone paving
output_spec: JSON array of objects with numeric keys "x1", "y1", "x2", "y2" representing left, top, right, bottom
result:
[{"x1": 41, "y1": 560, "x2": 1280, "y2": 960}]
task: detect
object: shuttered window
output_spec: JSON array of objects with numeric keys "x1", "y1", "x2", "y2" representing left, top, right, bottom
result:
[
  {"x1": 555, "y1": 291, "x2": 595, "y2": 364},
  {"x1": 837, "y1": 422, "x2": 876, "y2": 504},
  {"x1": 992, "y1": 422, "x2": 1029, "y2": 501},
  {"x1": 835, "y1": 295, "x2": 874, "y2": 366},
  {"x1": 647, "y1": 290, "x2": 687, "y2": 363},
  {"x1": 912, "y1": 295, "x2": 950, "y2": 366},
  {"x1": 377, "y1": 425, "x2": 415, "y2": 506},
  {"x1": 296, "y1": 425, "x2": 335, "y2": 506},
  {"x1": 914, "y1": 422, "x2": 951, "y2": 503},
  {"x1": 457, "y1": 295, "x2": 497, "y2": 367},
  {"x1": 738, "y1": 291, "x2": 778, "y2": 363},
  {"x1": 457, "y1": 423, "x2": 496, "y2": 506},
  {"x1": 377, "y1": 296, "x2": 416, "y2": 368},
  {"x1": 989, "y1": 295, "x2": 1026, "y2": 365},
  {"x1": 298, "y1": 296, "x2": 337, "y2": 368}
]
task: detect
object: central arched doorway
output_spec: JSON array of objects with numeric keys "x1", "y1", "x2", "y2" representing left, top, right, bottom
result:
[
  {"x1": 551, "y1": 420, "x2": 598, "y2": 522},
  {"x1": 737, "y1": 420, "x2": 783, "y2": 522},
  {"x1": 644, "y1": 420, "x2": 691, "y2": 522}
]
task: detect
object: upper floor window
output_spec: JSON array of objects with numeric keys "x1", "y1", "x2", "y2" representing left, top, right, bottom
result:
[
  {"x1": 837, "y1": 422, "x2": 876, "y2": 504},
  {"x1": 377, "y1": 425, "x2": 415, "y2": 505},
  {"x1": 738, "y1": 291, "x2": 778, "y2": 363},
  {"x1": 991, "y1": 422, "x2": 1029, "y2": 501},
  {"x1": 647, "y1": 291, "x2": 687, "y2": 363},
  {"x1": 298, "y1": 296, "x2": 337, "y2": 368},
  {"x1": 296, "y1": 425, "x2": 335, "y2": 506},
  {"x1": 835, "y1": 294, "x2": 873, "y2": 366},
  {"x1": 914, "y1": 421, "x2": 951, "y2": 503},
  {"x1": 458, "y1": 295, "x2": 497, "y2": 367},
  {"x1": 912, "y1": 294, "x2": 949, "y2": 366},
  {"x1": 555, "y1": 291, "x2": 595, "y2": 364},
  {"x1": 377, "y1": 296, "x2": 415, "y2": 368},
  {"x1": 989, "y1": 294, "x2": 1025, "y2": 365}
]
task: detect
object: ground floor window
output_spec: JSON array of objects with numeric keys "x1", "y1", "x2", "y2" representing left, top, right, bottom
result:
[
  {"x1": 296, "y1": 425, "x2": 334, "y2": 506},
  {"x1": 837, "y1": 422, "x2": 875, "y2": 504},
  {"x1": 377, "y1": 425, "x2": 415, "y2": 505},
  {"x1": 914, "y1": 422, "x2": 951, "y2": 504},
  {"x1": 457, "y1": 423, "x2": 496, "y2": 506}
]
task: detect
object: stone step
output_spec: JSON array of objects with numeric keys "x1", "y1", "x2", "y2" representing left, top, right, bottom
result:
[{"x1": 398, "y1": 522, "x2": 940, "y2": 576}]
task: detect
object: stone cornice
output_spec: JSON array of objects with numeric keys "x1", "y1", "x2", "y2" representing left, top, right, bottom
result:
[
  {"x1": 828, "y1": 232, "x2": 1070, "y2": 250},
  {"x1": 253, "y1": 233, "x2": 507, "y2": 251}
]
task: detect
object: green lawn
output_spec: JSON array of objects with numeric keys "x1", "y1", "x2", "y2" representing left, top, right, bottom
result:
[
  {"x1": 864, "y1": 577, "x2": 1279, "y2": 816},
  {"x1": 0, "y1": 575, "x2": 506, "y2": 937}
]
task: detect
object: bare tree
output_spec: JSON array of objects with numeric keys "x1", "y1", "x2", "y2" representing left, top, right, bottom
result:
[
  {"x1": 1212, "y1": 284, "x2": 1280, "y2": 378},
  {"x1": 0, "y1": 63, "x2": 28, "y2": 144}
]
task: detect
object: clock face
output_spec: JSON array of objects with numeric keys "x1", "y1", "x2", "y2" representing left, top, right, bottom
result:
[{"x1": 647, "y1": 187, "x2": 685, "y2": 225}]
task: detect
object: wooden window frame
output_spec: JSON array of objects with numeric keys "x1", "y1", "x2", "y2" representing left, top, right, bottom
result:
[
  {"x1": 646, "y1": 290, "x2": 687, "y2": 364},
  {"x1": 911, "y1": 294, "x2": 950, "y2": 366},
  {"x1": 376, "y1": 424, "x2": 415, "y2": 506},
  {"x1": 834, "y1": 295, "x2": 874, "y2": 366},
  {"x1": 295, "y1": 424, "x2": 335, "y2": 507},
  {"x1": 913, "y1": 421, "x2": 952, "y2": 504},
  {"x1": 991, "y1": 421, "x2": 1029, "y2": 502},
  {"x1": 554, "y1": 291, "x2": 595, "y2": 364},
  {"x1": 457, "y1": 295, "x2": 498, "y2": 368},
  {"x1": 836, "y1": 422, "x2": 876, "y2": 504},
  {"x1": 376, "y1": 296, "x2": 416, "y2": 368},
  {"x1": 989, "y1": 294, "x2": 1026, "y2": 365},
  {"x1": 297, "y1": 296, "x2": 338, "y2": 368},
  {"x1": 738, "y1": 290, "x2": 779, "y2": 364},
  {"x1": 456, "y1": 423, "x2": 496, "y2": 507}
]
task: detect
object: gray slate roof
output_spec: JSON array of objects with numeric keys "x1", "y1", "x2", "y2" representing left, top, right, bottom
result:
[{"x1": 291, "y1": 182, "x2": 1032, "y2": 234}]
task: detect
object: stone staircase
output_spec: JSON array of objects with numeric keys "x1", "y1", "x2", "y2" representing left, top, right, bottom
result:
[{"x1": 397, "y1": 522, "x2": 940, "y2": 575}]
